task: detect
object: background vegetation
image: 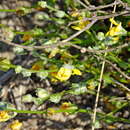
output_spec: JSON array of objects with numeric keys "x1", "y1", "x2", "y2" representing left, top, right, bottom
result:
[{"x1": 1, "y1": 0, "x2": 130, "y2": 129}]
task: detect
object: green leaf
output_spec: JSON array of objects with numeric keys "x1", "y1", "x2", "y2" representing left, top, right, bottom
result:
[
  {"x1": 21, "y1": 69, "x2": 32, "y2": 77},
  {"x1": 118, "y1": 61, "x2": 129, "y2": 69},
  {"x1": 33, "y1": 97, "x2": 45, "y2": 105},
  {"x1": 122, "y1": 0, "x2": 130, "y2": 5},
  {"x1": 49, "y1": 93, "x2": 63, "y2": 103},
  {"x1": 97, "y1": 32, "x2": 105, "y2": 41},
  {"x1": 69, "y1": 83, "x2": 87, "y2": 95},
  {"x1": 93, "y1": 120, "x2": 101, "y2": 129},
  {"x1": 38, "y1": 1, "x2": 47, "y2": 8},
  {"x1": 55, "y1": 10, "x2": 66, "y2": 18},
  {"x1": 36, "y1": 88, "x2": 50, "y2": 99},
  {"x1": 0, "y1": 58, "x2": 11, "y2": 71},
  {"x1": 103, "y1": 74, "x2": 113, "y2": 85},
  {"x1": 36, "y1": 71, "x2": 48, "y2": 79},
  {"x1": 13, "y1": 47, "x2": 24, "y2": 54},
  {"x1": 15, "y1": 65, "x2": 23, "y2": 74},
  {"x1": 22, "y1": 94, "x2": 33, "y2": 103}
]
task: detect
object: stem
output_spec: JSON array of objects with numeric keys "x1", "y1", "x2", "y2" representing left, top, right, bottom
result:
[
  {"x1": 107, "y1": 102, "x2": 128, "y2": 116},
  {"x1": 92, "y1": 53, "x2": 107, "y2": 129},
  {"x1": 92, "y1": 1, "x2": 117, "y2": 129},
  {"x1": 0, "y1": 9, "x2": 16, "y2": 12},
  {"x1": 5, "y1": 107, "x2": 130, "y2": 123},
  {"x1": 6, "y1": 109, "x2": 47, "y2": 114}
]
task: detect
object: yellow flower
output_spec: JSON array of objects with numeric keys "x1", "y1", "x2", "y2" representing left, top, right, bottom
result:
[
  {"x1": 105, "y1": 18, "x2": 127, "y2": 43},
  {"x1": 60, "y1": 102, "x2": 71, "y2": 110},
  {"x1": 106, "y1": 23, "x2": 122, "y2": 37},
  {"x1": 56, "y1": 66, "x2": 72, "y2": 81},
  {"x1": 51, "y1": 64, "x2": 82, "y2": 82},
  {"x1": 22, "y1": 34, "x2": 32, "y2": 41},
  {"x1": 31, "y1": 61, "x2": 43, "y2": 71},
  {"x1": 9, "y1": 120, "x2": 22, "y2": 130},
  {"x1": 109, "y1": 18, "x2": 118, "y2": 26},
  {"x1": 71, "y1": 14, "x2": 90, "y2": 31},
  {"x1": 106, "y1": 18, "x2": 126, "y2": 39},
  {"x1": 87, "y1": 85, "x2": 95, "y2": 90},
  {"x1": 72, "y1": 69, "x2": 82, "y2": 75},
  {"x1": 113, "y1": 36, "x2": 119, "y2": 42},
  {"x1": 60, "y1": 102, "x2": 78, "y2": 112},
  {"x1": 0, "y1": 111, "x2": 10, "y2": 122},
  {"x1": 72, "y1": 18, "x2": 90, "y2": 30},
  {"x1": 70, "y1": 10, "x2": 80, "y2": 17}
]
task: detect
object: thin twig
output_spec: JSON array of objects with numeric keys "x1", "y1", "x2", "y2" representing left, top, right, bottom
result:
[
  {"x1": 1, "y1": 36, "x2": 130, "y2": 55},
  {"x1": 72, "y1": 42, "x2": 130, "y2": 53},
  {"x1": 68, "y1": 11, "x2": 129, "y2": 26},
  {"x1": 84, "y1": 0, "x2": 91, "y2": 6},
  {"x1": 83, "y1": 0, "x2": 123, "y2": 11},
  {"x1": 76, "y1": 0, "x2": 89, "y2": 9},
  {"x1": 94, "y1": 43, "x2": 130, "y2": 53},
  {"x1": 113, "y1": 80, "x2": 130, "y2": 92},
  {"x1": 1, "y1": 36, "x2": 129, "y2": 53}
]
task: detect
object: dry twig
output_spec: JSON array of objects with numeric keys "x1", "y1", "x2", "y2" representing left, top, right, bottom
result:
[
  {"x1": 82, "y1": 0, "x2": 123, "y2": 11},
  {"x1": 68, "y1": 11, "x2": 129, "y2": 26},
  {"x1": 76, "y1": 0, "x2": 89, "y2": 9},
  {"x1": 113, "y1": 80, "x2": 130, "y2": 93}
]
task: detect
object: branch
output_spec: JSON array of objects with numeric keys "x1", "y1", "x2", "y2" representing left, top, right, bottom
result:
[
  {"x1": 1, "y1": 36, "x2": 130, "y2": 55},
  {"x1": 71, "y1": 42, "x2": 130, "y2": 53},
  {"x1": 113, "y1": 79, "x2": 130, "y2": 92},
  {"x1": 76, "y1": 0, "x2": 89, "y2": 9},
  {"x1": 68, "y1": 11, "x2": 129, "y2": 26},
  {"x1": 82, "y1": 0, "x2": 124, "y2": 11}
]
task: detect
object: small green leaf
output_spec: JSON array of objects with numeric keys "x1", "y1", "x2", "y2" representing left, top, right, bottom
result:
[
  {"x1": 69, "y1": 83, "x2": 87, "y2": 95},
  {"x1": 15, "y1": 65, "x2": 23, "y2": 74},
  {"x1": 22, "y1": 94, "x2": 33, "y2": 103},
  {"x1": 33, "y1": 97, "x2": 44, "y2": 105},
  {"x1": 36, "y1": 71, "x2": 48, "y2": 79},
  {"x1": 32, "y1": 28, "x2": 44, "y2": 36},
  {"x1": 49, "y1": 93, "x2": 63, "y2": 103},
  {"x1": 38, "y1": 1, "x2": 47, "y2": 8},
  {"x1": 13, "y1": 47, "x2": 24, "y2": 54},
  {"x1": 0, "y1": 58, "x2": 11, "y2": 71},
  {"x1": 97, "y1": 32, "x2": 105, "y2": 41},
  {"x1": 22, "y1": 69, "x2": 32, "y2": 77},
  {"x1": 35, "y1": 12, "x2": 49, "y2": 20},
  {"x1": 55, "y1": 10, "x2": 66, "y2": 18},
  {"x1": 103, "y1": 74, "x2": 113, "y2": 85},
  {"x1": 93, "y1": 120, "x2": 101, "y2": 129},
  {"x1": 36, "y1": 88, "x2": 50, "y2": 99}
]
